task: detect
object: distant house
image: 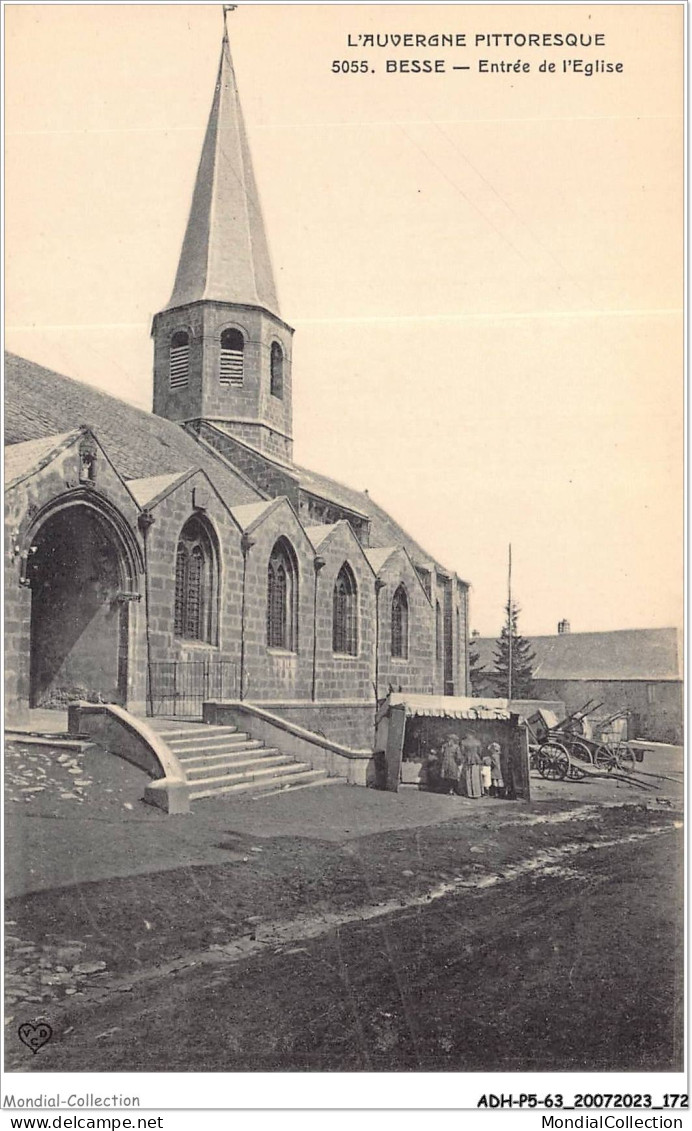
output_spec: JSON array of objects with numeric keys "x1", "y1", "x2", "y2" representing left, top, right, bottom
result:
[{"x1": 473, "y1": 626, "x2": 682, "y2": 744}]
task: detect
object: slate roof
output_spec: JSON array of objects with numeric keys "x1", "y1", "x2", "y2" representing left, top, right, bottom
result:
[
  {"x1": 4, "y1": 353, "x2": 466, "y2": 585},
  {"x1": 229, "y1": 499, "x2": 280, "y2": 532},
  {"x1": 4, "y1": 353, "x2": 261, "y2": 506},
  {"x1": 473, "y1": 627, "x2": 682, "y2": 682},
  {"x1": 4, "y1": 431, "x2": 75, "y2": 488},
  {"x1": 127, "y1": 471, "x2": 192, "y2": 508},
  {"x1": 304, "y1": 523, "x2": 339, "y2": 549},
  {"x1": 364, "y1": 547, "x2": 398, "y2": 574},
  {"x1": 210, "y1": 422, "x2": 459, "y2": 576},
  {"x1": 297, "y1": 462, "x2": 457, "y2": 573},
  {"x1": 295, "y1": 462, "x2": 435, "y2": 564},
  {"x1": 167, "y1": 33, "x2": 280, "y2": 316}
]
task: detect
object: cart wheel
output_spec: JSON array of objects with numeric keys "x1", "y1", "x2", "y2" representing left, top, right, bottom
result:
[
  {"x1": 566, "y1": 741, "x2": 591, "y2": 780},
  {"x1": 593, "y1": 744, "x2": 617, "y2": 772},
  {"x1": 537, "y1": 741, "x2": 570, "y2": 781},
  {"x1": 614, "y1": 742, "x2": 637, "y2": 774}
]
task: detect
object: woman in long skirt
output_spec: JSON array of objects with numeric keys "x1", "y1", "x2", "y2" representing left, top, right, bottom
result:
[
  {"x1": 440, "y1": 733, "x2": 462, "y2": 795},
  {"x1": 461, "y1": 733, "x2": 483, "y2": 798}
]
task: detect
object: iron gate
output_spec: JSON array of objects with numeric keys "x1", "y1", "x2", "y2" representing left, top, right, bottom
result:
[{"x1": 148, "y1": 660, "x2": 237, "y2": 718}]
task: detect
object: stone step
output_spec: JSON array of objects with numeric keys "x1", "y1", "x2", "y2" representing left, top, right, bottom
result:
[
  {"x1": 5, "y1": 733, "x2": 94, "y2": 753},
  {"x1": 187, "y1": 760, "x2": 313, "y2": 792},
  {"x1": 185, "y1": 754, "x2": 292, "y2": 778},
  {"x1": 190, "y1": 767, "x2": 330, "y2": 801},
  {"x1": 178, "y1": 746, "x2": 279, "y2": 766},
  {"x1": 252, "y1": 775, "x2": 342, "y2": 799},
  {"x1": 158, "y1": 725, "x2": 242, "y2": 742},
  {"x1": 166, "y1": 734, "x2": 254, "y2": 753}
]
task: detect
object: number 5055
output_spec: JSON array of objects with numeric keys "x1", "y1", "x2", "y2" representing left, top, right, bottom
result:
[{"x1": 332, "y1": 60, "x2": 371, "y2": 73}]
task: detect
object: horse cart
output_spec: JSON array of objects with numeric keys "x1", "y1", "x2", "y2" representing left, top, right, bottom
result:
[{"x1": 527, "y1": 702, "x2": 641, "y2": 782}]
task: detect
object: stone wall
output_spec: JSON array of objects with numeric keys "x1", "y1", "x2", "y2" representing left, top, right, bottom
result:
[
  {"x1": 253, "y1": 699, "x2": 377, "y2": 750},
  {"x1": 375, "y1": 549, "x2": 434, "y2": 699},
  {"x1": 6, "y1": 435, "x2": 459, "y2": 745},
  {"x1": 152, "y1": 301, "x2": 294, "y2": 461},
  {"x1": 532, "y1": 678, "x2": 683, "y2": 744},
  {"x1": 142, "y1": 470, "x2": 244, "y2": 701},
  {"x1": 311, "y1": 524, "x2": 376, "y2": 704},
  {"x1": 5, "y1": 433, "x2": 146, "y2": 714}
]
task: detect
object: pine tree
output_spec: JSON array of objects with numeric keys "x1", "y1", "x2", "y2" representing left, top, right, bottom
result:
[
  {"x1": 492, "y1": 600, "x2": 536, "y2": 698},
  {"x1": 468, "y1": 634, "x2": 486, "y2": 696}
]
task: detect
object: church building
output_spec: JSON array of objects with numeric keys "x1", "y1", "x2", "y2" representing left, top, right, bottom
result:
[{"x1": 5, "y1": 27, "x2": 469, "y2": 755}]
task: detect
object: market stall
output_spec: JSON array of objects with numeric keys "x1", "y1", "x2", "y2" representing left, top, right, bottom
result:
[{"x1": 374, "y1": 693, "x2": 531, "y2": 799}]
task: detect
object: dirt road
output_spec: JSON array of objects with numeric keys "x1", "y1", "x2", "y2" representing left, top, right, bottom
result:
[{"x1": 5, "y1": 797, "x2": 683, "y2": 1073}]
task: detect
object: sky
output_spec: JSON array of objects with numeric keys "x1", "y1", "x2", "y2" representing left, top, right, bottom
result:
[{"x1": 5, "y1": 3, "x2": 683, "y2": 637}]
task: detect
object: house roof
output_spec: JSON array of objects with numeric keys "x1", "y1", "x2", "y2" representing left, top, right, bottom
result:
[
  {"x1": 473, "y1": 627, "x2": 682, "y2": 682},
  {"x1": 166, "y1": 32, "x2": 280, "y2": 316},
  {"x1": 4, "y1": 352, "x2": 262, "y2": 507}
]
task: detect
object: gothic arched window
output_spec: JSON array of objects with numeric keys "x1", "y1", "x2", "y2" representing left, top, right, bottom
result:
[
  {"x1": 170, "y1": 330, "x2": 190, "y2": 390},
  {"x1": 391, "y1": 584, "x2": 409, "y2": 659},
  {"x1": 220, "y1": 328, "x2": 244, "y2": 387},
  {"x1": 436, "y1": 600, "x2": 443, "y2": 662},
  {"x1": 333, "y1": 563, "x2": 358, "y2": 655},
  {"x1": 270, "y1": 342, "x2": 284, "y2": 399},
  {"x1": 174, "y1": 516, "x2": 217, "y2": 643},
  {"x1": 267, "y1": 537, "x2": 298, "y2": 650}
]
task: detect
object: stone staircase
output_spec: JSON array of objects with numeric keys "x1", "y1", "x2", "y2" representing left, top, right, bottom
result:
[{"x1": 154, "y1": 723, "x2": 340, "y2": 802}]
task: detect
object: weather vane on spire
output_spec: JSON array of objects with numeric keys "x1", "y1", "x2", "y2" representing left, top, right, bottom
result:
[{"x1": 223, "y1": 4, "x2": 237, "y2": 35}]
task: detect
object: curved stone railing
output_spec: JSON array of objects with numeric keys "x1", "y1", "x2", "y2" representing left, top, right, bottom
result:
[{"x1": 67, "y1": 702, "x2": 189, "y2": 813}]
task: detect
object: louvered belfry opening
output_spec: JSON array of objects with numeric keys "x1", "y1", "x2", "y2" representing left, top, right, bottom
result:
[
  {"x1": 169, "y1": 330, "x2": 190, "y2": 389},
  {"x1": 219, "y1": 328, "x2": 244, "y2": 386},
  {"x1": 391, "y1": 584, "x2": 409, "y2": 659},
  {"x1": 174, "y1": 516, "x2": 217, "y2": 644},
  {"x1": 333, "y1": 563, "x2": 358, "y2": 655}
]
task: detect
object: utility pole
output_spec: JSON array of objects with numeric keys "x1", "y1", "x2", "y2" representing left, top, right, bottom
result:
[{"x1": 507, "y1": 543, "x2": 513, "y2": 702}]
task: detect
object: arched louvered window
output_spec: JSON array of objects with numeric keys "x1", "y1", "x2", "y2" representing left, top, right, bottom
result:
[
  {"x1": 436, "y1": 601, "x2": 443, "y2": 662},
  {"x1": 333, "y1": 563, "x2": 358, "y2": 655},
  {"x1": 391, "y1": 584, "x2": 409, "y2": 659},
  {"x1": 270, "y1": 341, "x2": 284, "y2": 399},
  {"x1": 267, "y1": 538, "x2": 298, "y2": 650},
  {"x1": 173, "y1": 516, "x2": 217, "y2": 643},
  {"x1": 170, "y1": 330, "x2": 190, "y2": 390},
  {"x1": 220, "y1": 328, "x2": 244, "y2": 387}
]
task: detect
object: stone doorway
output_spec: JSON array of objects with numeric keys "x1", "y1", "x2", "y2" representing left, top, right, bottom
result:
[{"x1": 28, "y1": 504, "x2": 133, "y2": 708}]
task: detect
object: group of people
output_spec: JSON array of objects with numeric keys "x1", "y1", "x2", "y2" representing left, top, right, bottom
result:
[{"x1": 425, "y1": 732, "x2": 508, "y2": 799}]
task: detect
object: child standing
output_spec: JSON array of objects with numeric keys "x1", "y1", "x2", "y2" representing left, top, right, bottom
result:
[
  {"x1": 480, "y1": 752, "x2": 493, "y2": 797},
  {"x1": 488, "y1": 742, "x2": 504, "y2": 798}
]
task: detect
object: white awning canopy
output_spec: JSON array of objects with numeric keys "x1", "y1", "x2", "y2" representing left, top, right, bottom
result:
[{"x1": 384, "y1": 693, "x2": 511, "y2": 722}]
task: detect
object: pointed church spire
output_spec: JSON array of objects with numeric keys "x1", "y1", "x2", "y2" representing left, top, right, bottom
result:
[{"x1": 167, "y1": 27, "x2": 280, "y2": 315}]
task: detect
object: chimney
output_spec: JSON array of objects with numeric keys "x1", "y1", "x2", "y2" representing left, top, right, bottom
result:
[{"x1": 558, "y1": 619, "x2": 571, "y2": 635}]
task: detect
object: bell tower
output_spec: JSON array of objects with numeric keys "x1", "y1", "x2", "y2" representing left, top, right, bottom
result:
[{"x1": 152, "y1": 21, "x2": 294, "y2": 462}]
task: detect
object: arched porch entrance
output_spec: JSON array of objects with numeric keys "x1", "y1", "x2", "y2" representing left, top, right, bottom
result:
[{"x1": 26, "y1": 500, "x2": 140, "y2": 709}]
